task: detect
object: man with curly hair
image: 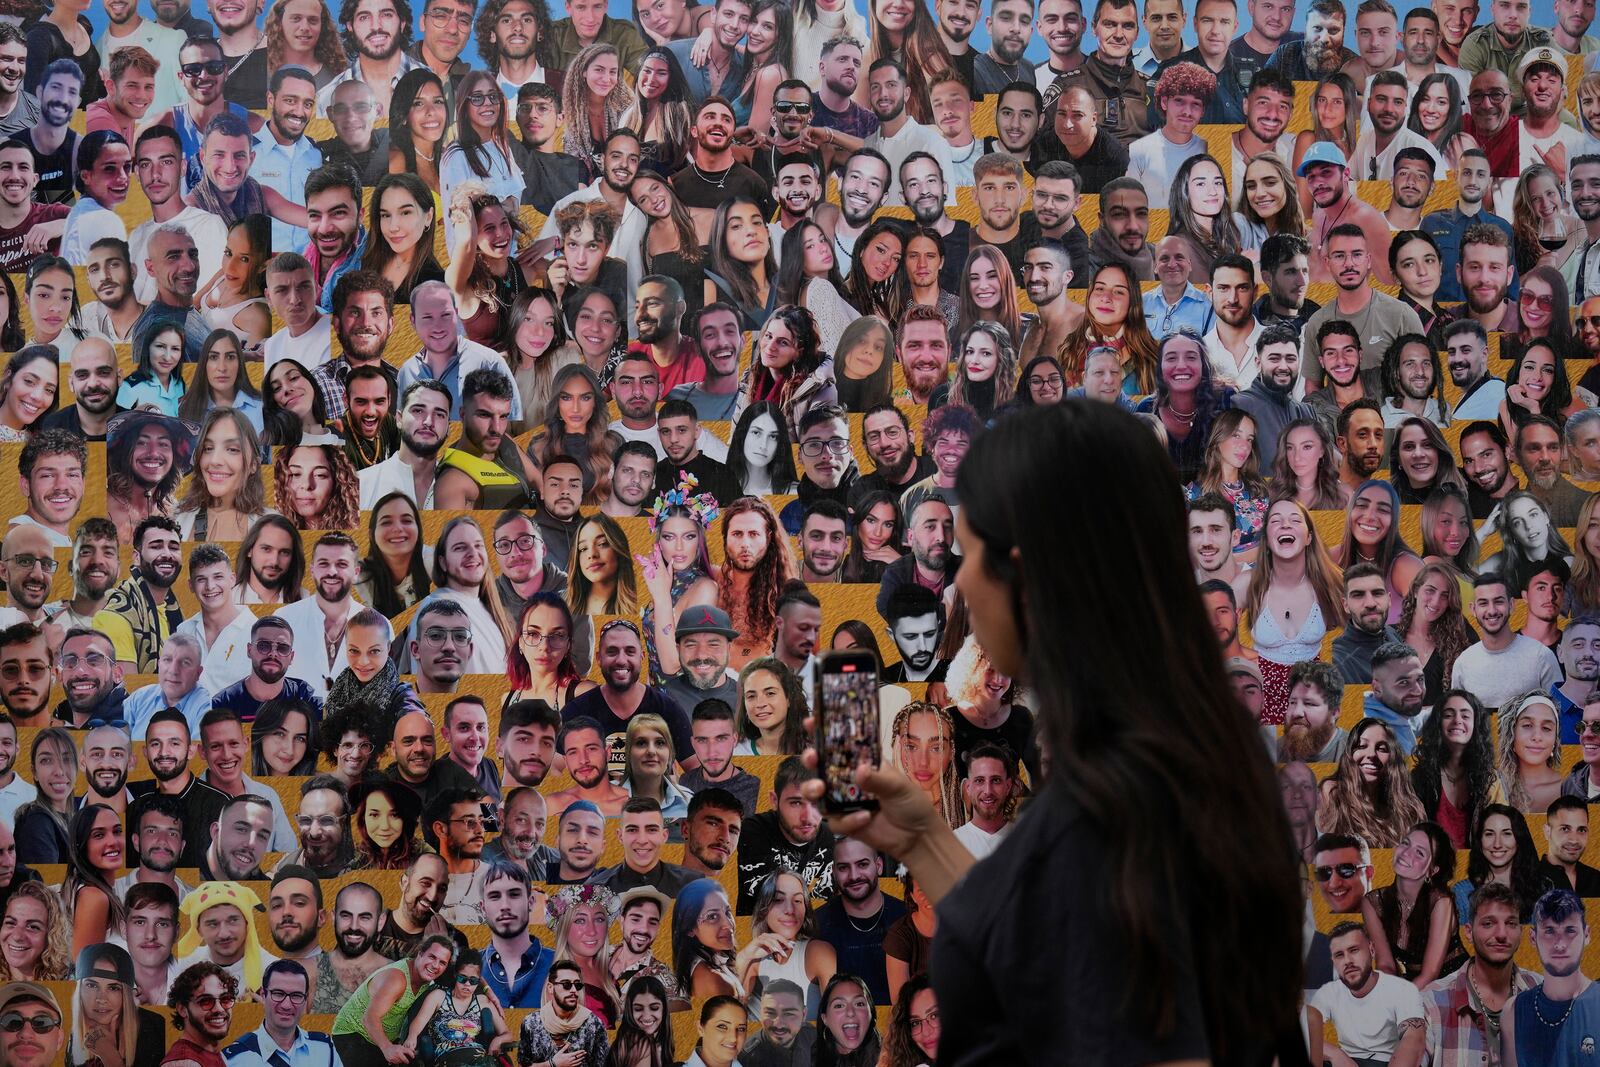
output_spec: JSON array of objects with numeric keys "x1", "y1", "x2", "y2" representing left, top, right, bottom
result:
[
  {"x1": 475, "y1": 0, "x2": 561, "y2": 103},
  {"x1": 1124, "y1": 60, "x2": 1212, "y2": 213},
  {"x1": 316, "y1": 0, "x2": 425, "y2": 118},
  {"x1": 164, "y1": 961, "x2": 239, "y2": 1067},
  {"x1": 715, "y1": 497, "x2": 799, "y2": 668}
]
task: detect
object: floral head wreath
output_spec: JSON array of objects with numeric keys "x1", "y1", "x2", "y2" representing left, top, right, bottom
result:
[
  {"x1": 647, "y1": 470, "x2": 720, "y2": 535},
  {"x1": 547, "y1": 883, "x2": 620, "y2": 924}
]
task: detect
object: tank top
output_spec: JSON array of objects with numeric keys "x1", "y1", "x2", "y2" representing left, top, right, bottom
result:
[
  {"x1": 749, "y1": 937, "x2": 821, "y2": 1019},
  {"x1": 1514, "y1": 980, "x2": 1600, "y2": 1066},
  {"x1": 333, "y1": 959, "x2": 419, "y2": 1041}
]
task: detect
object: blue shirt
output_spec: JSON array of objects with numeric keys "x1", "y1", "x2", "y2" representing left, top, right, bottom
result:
[
  {"x1": 481, "y1": 937, "x2": 555, "y2": 1009},
  {"x1": 1361, "y1": 691, "x2": 1418, "y2": 757},
  {"x1": 210, "y1": 675, "x2": 324, "y2": 725},
  {"x1": 249, "y1": 128, "x2": 321, "y2": 254},
  {"x1": 396, "y1": 340, "x2": 524, "y2": 421},
  {"x1": 1142, "y1": 284, "x2": 1216, "y2": 341},
  {"x1": 1555, "y1": 685, "x2": 1585, "y2": 745},
  {"x1": 225, "y1": 1026, "x2": 341, "y2": 1067},
  {"x1": 666, "y1": 37, "x2": 746, "y2": 102},
  {"x1": 173, "y1": 101, "x2": 254, "y2": 196},
  {"x1": 123, "y1": 681, "x2": 212, "y2": 739},
  {"x1": 117, "y1": 374, "x2": 186, "y2": 416},
  {"x1": 1422, "y1": 207, "x2": 1515, "y2": 302}
]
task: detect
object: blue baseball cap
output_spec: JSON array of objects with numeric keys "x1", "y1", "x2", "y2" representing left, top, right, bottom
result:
[{"x1": 1296, "y1": 141, "x2": 1348, "y2": 176}]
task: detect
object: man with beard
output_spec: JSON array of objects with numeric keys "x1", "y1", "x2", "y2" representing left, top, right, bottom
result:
[
  {"x1": 546, "y1": 798, "x2": 610, "y2": 881},
  {"x1": 1454, "y1": 574, "x2": 1563, "y2": 713},
  {"x1": 824, "y1": 148, "x2": 890, "y2": 272},
  {"x1": 342, "y1": 368, "x2": 399, "y2": 472},
  {"x1": 1426, "y1": 155, "x2": 1511, "y2": 300},
  {"x1": 542, "y1": 130, "x2": 647, "y2": 283},
  {"x1": 374, "y1": 853, "x2": 469, "y2": 962},
  {"x1": 738, "y1": 758, "x2": 835, "y2": 911},
  {"x1": 972, "y1": 0, "x2": 1036, "y2": 95},
  {"x1": 265, "y1": 866, "x2": 327, "y2": 973},
  {"x1": 798, "y1": 502, "x2": 850, "y2": 585},
  {"x1": 0, "y1": 530, "x2": 61, "y2": 642},
  {"x1": 628, "y1": 277, "x2": 702, "y2": 392},
  {"x1": 409, "y1": 600, "x2": 473, "y2": 695},
  {"x1": 315, "y1": 271, "x2": 395, "y2": 422},
  {"x1": 853, "y1": 404, "x2": 934, "y2": 503},
  {"x1": 1553, "y1": 616, "x2": 1600, "y2": 738},
  {"x1": 1333, "y1": 565, "x2": 1401, "y2": 686},
  {"x1": 898, "y1": 402, "x2": 974, "y2": 521},
  {"x1": 533, "y1": 458, "x2": 585, "y2": 566},
  {"x1": 166, "y1": 963, "x2": 240, "y2": 1067},
  {"x1": 52, "y1": 627, "x2": 129, "y2": 729},
  {"x1": 662, "y1": 607, "x2": 740, "y2": 721},
  {"x1": 1352, "y1": 72, "x2": 1443, "y2": 183},
  {"x1": 811, "y1": 836, "x2": 895, "y2": 1001},
  {"x1": 1044, "y1": 0, "x2": 1144, "y2": 145},
  {"x1": 1232, "y1": 325, "x2": 1313, "y2": 469},
  {"x1": 1385, "y1": 150, "x2": 1437, "y2": 234},
  {"x1": 879, "y1": 584, "x2": 948, "y2": 684},
  {"x1": 667, "y1": 0, "x2": 749, "y2": 100},
  {"x1": 1225, "y1": 69, "x2": 1295, "y2": 189},
  {"x1": 136, "y1": 221, "x2": 223, "y2": 358},
  {"x1": 1019, "y1": 238, "x2": 1085, "y2": 366},
  {"x1": 595, "y1": 797, "x2": 696, "y2": 895},
  {"x1": 272, "y1": 533, "x2": 378, "y2": 699},
  {"x1": 811, "y1": 35, "x2": 878, "y2": 140},
  {"x1": 1421, "y1": 881, "x2": 1540, "y2": 1065},
  {"x1": 0, "y1": 142, "x2": 66, "y2": 272},
  {"x1": 1362, "y1": 642, "x2": 1427, "y2": 755},
  {"x1": 899, "y1": 154, "x2": 970, "y2": 292},
  {"x1": 684, "y1": 690, "x2": 760, "y2": 811},
  {"x1": 933, "y1": 0, "x2": 981, "y2": 91},
  {"x1": 791, "y1": 406, "x2": 859, "y2": 513},
  {"x1": 1084, "y1": 176, "x2": 1155, "y2": 280},
  {"x1": 1299, "y1": 226, "x2": 1420, "y2": 384},
  {"x1": 78, "y1": 242, "x2": 148, "y2": 348},
  {"x1": 983, "y1": 83, "x2": 1045, "y2": 173},
  {"x1": 397, "y1": 283, "x2": 520, "y2": 420},
  {"x1": 424, "y1": 787, "x2": 488, "y2": 926},
  {"x1": 1190, "y1": 503, "x2": 1245, "y2": 586},
  {"x1": 1264, "y1": 0, "x2": 1354, "y2": 82},
  {"x1": 894, "y1": 304, "x2": 953, "y2": 408},
  {"x1": 1506, "y1": 888, "x2": 1600, "y2": 1059},
  {"x1": 1201, "y1": 255, "x2": 1263, "y2": 388},
  {"x1": 1203, "y1": 582, "x2": 1257, "y2": 667},
  {"x1": 311, "y1": 882, "x2": 387, "y2": 1014},
  {"x1": 272, "y1": 775, "x2": 354, "y2": 879},
  {"x1": 1519, "y1": 48, "x2": 1582, "y2": 175},
  {"x1": 515, "y1": 960, "x2": 609, "y2": 1065},
  {"x1": 951, "y1": 744, "x2": 1017, "y2": 860},
  {"x1": 773, "y1": 585, "x2": 822, "y2": 693},
  {"x1": 478, "y1": 858, "x2": 554, "y2": 1009},
  {"x1": 483, "y1": 785, "x2": 557, "y2": 871},
  {"x1": 666, "y1": 304, "x2": 743, "y2": 423},
  {"x1": 970, "y1": 154, "x2": 1035, "y2": 277},
  {"x1": 124, "y1": 633, "x2": 208, "y2": 741},
  {"x1": 478, "y1": 0, "x2": 557, "y2": 105},
  {"x1": 249, "y1": 68, "x2": 319, "y2": 254},
  {"x1": 212, "y1": 618, "x2": 323, "y2": 724},
  {"x1": 117, "y1": 792, "x2": 191, "y2": 902},
  {"x1": 1281, "y1": 660, "x2": 1348, "y2": 770},
  {"x1": 489, "y1": 514, "x2": 574, "y2": 645},
  {"x1": 0, "y1": 26, "x2": 40, "y2": 140},
  {"x1": 565, "y1": 622, "x2": 698, "y2": 766},
  {"x1": 1460, "y1": 419, "x2": 1519, "y2": 519},
  {"x1": 767, "y1": 153, "x2": 824, "y2": 258},
  {"x1": 316, "y1": 81, "x2": 390, "y2": 187},
  {"x1": 317, "y1": 0, "x2": 424, "y2": 118},
  {"x1": 130, "y1": 708, "x2": 231, "y2": 869},
  {"x1": 408, "y1": 0, "x2": 473, "y2": 105},
  {"x1": 23, "y1": 61, "x2": 82, "y2": 206},
  {"x1": 1307, "y1": 923, "x2": 1427, "y2": 1066},
  {"x1": 1519, "y1": 559, "x2": 1565, "y2": 651},
  {"x1": 1252, "y1": 233, "x2": 1320, "y2": 334},
  {"x1": 387, "y1": 710, "x2": 479, "y2": 810},
  {"x1": 1514, "y1": 417, "x2": 1592, "y2": 526},
  {"x1": 546, "y1": 720, "x2": 629, "y2": 818},
  {"x1": 196, "y1": 795, "x2": 275, "y2": 884},
  {"x1": 128, "y1": 127, "x2": 225, "y2": 304},
  {"x1": 1569, "y1": 158, "x2": 1600, "y2": 309},
  {"x1": 1299, "y1": 145, "x2": 1393, "y2": 287},
  {"x1": 743, "y1": 981, "x2": 814, "y2": 1067},
  {"x1": 0, "y1": 717, "x2": 34, "y2": 828},
  {"x1": 671, "y1": 96, "x2": 772, "y2": 214},
  {"x1": 607, "y1": 886, "x2": 678, "y2": 999},
  {"x1": 1461, "y1": 0, "x2": 1555, "y2": 112},
  {"x1": 358, "y1": 380, "x2": 450, "y2": 509},
  {"x1": 1143, "y1": 236, "x2": 1213, "y2": 342},
  {"x1": 1308, "y1": 319, "x2": 1379, "y2": 431},
  {"x1": 6, "y1": 434, "x2": 80, "y2": 559}
]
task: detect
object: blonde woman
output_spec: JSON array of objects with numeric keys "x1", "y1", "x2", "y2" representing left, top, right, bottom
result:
[
  {"x1": 624, "y1": 712, "x2": 695, "y2": 823},
  {"x1": 1497, "y1": 691, "x2": 1565, "y2": 814},
  {"x1": 0, "y1": 880, "x2": 72, "y2": 981},
  {"x1": 890, "y1": 702, "x2": 966, "y2": 832},
  {"x1": 943, "y1": 633, "x2": 1040, "y2": 786}
]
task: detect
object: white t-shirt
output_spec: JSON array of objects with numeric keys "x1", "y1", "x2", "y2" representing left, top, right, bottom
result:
[
  {"x1": 1310, "y1": 973, "x2": 1425, "y2": 1059},
  {"x1": 98, "y1": 19, "x2": 186, "y2": 116},
  {"x1": 1449, "y1": 635, "x2": 1563, "y2": 712},
  {"x1": 1125, "y1": 132, "x2": 1206, "y2": 214},
  {"x1": 130, "y1": 207, "x2": 228, "y2": 305},
  {"x1": 262, "y1": 315, "x2": 333, "y2": 371},
  {"x1": 1521, "y1": 120, "x2": 1587, "y2": 176},
  {"x1": 952, "y1": 819, "x2": 1014, "y2": 860},
  {"x1": 865, "y1": 119, "x2": 959, "y2": 208}
]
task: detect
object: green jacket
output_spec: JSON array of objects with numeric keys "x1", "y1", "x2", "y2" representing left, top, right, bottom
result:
[
  {"x1": 551, "y1": 15, "x2": 650, "y2": 77},
  {"x1": 1458, "y1": 24, "x2": 1556, "y2": 110}
]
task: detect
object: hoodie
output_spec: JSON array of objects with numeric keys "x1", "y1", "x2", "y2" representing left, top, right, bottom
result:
[
  {"x1": 1361, "y1": 691, "x2": 1419, "y2": 757},
  {"x1": 1332, "y1": 625, "x2": 1401, "y2": 687},
  {"x1": 1231, "y1": 374, "x2": 1312, "y2": 469}
]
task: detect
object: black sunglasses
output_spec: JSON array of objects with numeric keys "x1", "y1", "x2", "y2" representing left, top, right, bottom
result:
[
  {"x1": 181, "y1": 60, "x2": 227, "y2": 78},
  {"x1": 1313, "y1": 863, "x2": 1361, "y2": 882}
]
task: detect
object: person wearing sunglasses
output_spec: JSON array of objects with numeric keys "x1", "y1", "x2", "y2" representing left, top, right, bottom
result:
[
  {"x1": 209, "y1": 616, "x2": 325, "y2": 726},
  {"x1": 515, "y1": 959, "x2": 609, "y2": 1067},
  {"x1": 150, "y1": 38, "x2": 264, "y2": 199},
  {"x1": 222, "y1": 959, "x2": 338, "y2": 1067},
  {"x1": 166, "y1": 962, "x2": 239, "y2": 1067},
  {"x1": 1312, "y1": 830, "x2": 1376, "y2": 915},
  {"x1": 0, "y1": 981, "x2": 66, "y2": 1067}
]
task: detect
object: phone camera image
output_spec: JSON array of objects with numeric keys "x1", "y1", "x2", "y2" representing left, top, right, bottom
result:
[{"x1": 820, "y1": 660, "x2": 879, "y2": 809}]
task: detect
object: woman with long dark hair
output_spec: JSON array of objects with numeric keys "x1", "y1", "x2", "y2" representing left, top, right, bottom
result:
[
  {"x1": 568, "y1": 514, "x2": 639, "y2": 617},
  {"x1": 1481, "y1": 489, "x2": 1576, "y2": 596},
  {"x1": 250, "y1": 698, "x2": 321, "y2": 777},
  {"x1": 1499, "y1": 337, "x2": 1584, "y2": 438},
  {"x1": 619, "y1": 47, "x2": 693, "y2": 174},
  {"x1": 117, "y1": 321, "x2": 187, "y2": 415},
  {"x1": 604, "y1": 974, "x2": 674, "y2": 1067},
  {"x1": 356, "y1": 492, "x2": 433, "y2": 619},
  {"x1": 1505, "y1": 264, "x2": 1577, "y2": 369},
  {"x1": 1397, "y1": 560, "x2": 1479, "y2": 710},
  {"x1": 726, "y1": 400, "x2": 800, "y2": 496},
  {"x1": 264, "y1": 357, "x2": 339, "y2": 450},
  {"x1": 177, "y1": 329, "x2": 264, "y2": 431},
  {"x1": 629, "y1": 173, "x2": 706, "y2": 323},
  {"x1": 346, "y1": 779, "x2": 428, "y2": 871},
  {"x1": 175, "y1": 407, "x2": 270, "y2": 542},
  {"x1": 731, "y1": 304, "x2": 836, "y2": 437},
  {"x1": 195, "y1": 214, "x2": 271, "y2": 345},
  {"x1": 1168, "y1": 154, "x2": 1242, "y2": 282},
  {"x1": 832, "y1": 314, "x2": 894, "y2": 414},
  {"x1": 567, "y1": 287, "x2": 627, "y2": 386},
  {"x1": 63, "y1": 802, "x2": 126, "y2": 955},
  {"x1": 801, "y1": 401, "x2": 1306, "y2": 1060},
  {"x1": 1317, "y1": 718, "x2": 1429, "y2": 848},
  {"x1": 505, "y1": 593, "x2": 597, "y2": 710},
  {"x1": 1233, "y1": 152, "x2": 1305, "y2": 253},
  {"x1": 845, "y1": 218, "x2": 910, "y2": 325},
  {"x1": 816, "y1": 974, "x2": 882, "y2": 1067},
  {"x1": 1362, "y1": 820, "x2": 1469, "y2": 987},
  {"x1": 1335, "y1": 479, "x2": 1424, "y2": 623},
  {"x1": 274, "y1": 442, "x2": 361, "y2": 531},
  {"x1": 641, "y1": 496, "x2": 722, "y2": 681},
  {"x1": 1420, "y1": 486, "x2": 1478, "y2": 576},
  {"x1": 528, "y1": 362, "x2": 618, "y2": 503},
  {"x1": 1407, "y1": 71, "x2": 1477, "y2": 167},
  {"x1": 881, "y1": 973, "x2": 939, "y2": 1067},
  {"x1": 0, "y1": 345, "x2": 58, "y2": 442},
  {"x1": 387, "y1": 68, "x2": 449, "y2": 189},
  {"x1": 778, "y1": 219, "x2": 858, "y2": 357},
  {"x1": 1270, "y1": 417, "x2": 1347, "y2": 511},
  {"x1": 1410, "y1": 689, "x2": 1504, "y2": 849},
  {"x1": 440, "y1": 71, "x2": 524, "y2": 244},
  {"x1": 1185, "y1": 408, "x2": 1269, "y2": 556},
  {"x1": 841, "y1": 490, "x2": 903, "y2": 583},
  {"x1": 1244, "y1": 497, "x2": 1346, "y2": 722},
  {"x1": 704, "y1": 197, "x2": 778, "y2": 328},
  {"x1": 1059, "y1": 262, "x2": 1161, "y2": 396},
  {"x1": 951, "y1": 244, "x2": 1020, "y2": 350},
  {"x1": 1135, "y1": 328, "x2": 1234, "y2": 484},
  {"x1": 1452, "y1": 803, "x2": 1543, "y2": 923},
  {"x1": 504, "y1": 287, "x2": 583, "y2": 434},
  {"x1": 447, "y1": 191, "x2": 537, "y2": 353},
  {"x1": 734, "y1": 657, "x2": 808, "y2": 756},
  {"x1": 22, "y1": 256, "x2": 84, "y2": 366},
  {"x1": 361, "y1": 173, "x2": 445, "y2": 305},
  {"x1": 1388, "y1": 417, "x2": 1467, "y2": 506}
]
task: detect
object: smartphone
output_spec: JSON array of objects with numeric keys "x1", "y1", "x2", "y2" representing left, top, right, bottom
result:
[{"x1": 814, "y1": 650, "x2": 882, "y2": 812}]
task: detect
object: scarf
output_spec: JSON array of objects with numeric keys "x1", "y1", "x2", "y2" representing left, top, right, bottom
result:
[
  {"x1": 538, "y1": 984, "x2": 594, "y2": 1039},
  {"x1": 1087, "y1": 224, "x2": 1156, "y2": 281},
  {"x1": 326, "y1": 660, "x2": 406, "y2": 726},
  {"x1": 187, "y1": 176, "x2": 267, "y2": 227},
  {"x1": 177, "y1": 881, "x2": 269, "y2": 991}
]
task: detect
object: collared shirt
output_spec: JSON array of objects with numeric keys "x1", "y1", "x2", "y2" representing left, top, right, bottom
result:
[
  {"x1": 1424, "y1": 206, "x2": 1516, "y2": 302},
  {"x1": 397, "y1": 339, "x2": 523, "y2": 421},
  {"x1": 1142, "y1": 284, "x2": 1216, "y2": 341},
  {"x1": 250, "y1": 128, "x2": 321, "y2": 254},
  {"x1": 0, "y1": 773, "x2": 37, "y2": 829},
  {"x1": 176, "y1": 609, "x2": 256, "y2": 697},
  {"x1": 117, "y1": 373, "x2": 186, "y2": 416},
  {"x1": 1131, "y1": 46, "x2": 1172, "y2": 78},
  {"x1": 123, "y1": 682, "x2": 212, "y2": 739},
  {"x1": 315, "y1": 52, "x2": 426, "y2": 112},
  {"x1": 1422, "y1": 963, "x2": 1541, "y2": 1067},
  {"x1": 94, "y1": 574, "x2": 183, "y2": 674},
  {"x1": 1350, "y1": 124, "x2": 1445, "y2": 181},
  {"x1": 482, "y1": 938, "x2": 555, "y2": 1009},
  {"x1": 1203, "y1": 321, "x2": 1266, "y2": 390},
  {"x1": 305, "y1": 230, "x2": 368, "y2": 314},
  {"x1": 271, "y1": 595, "x2": 389, "y2": 700},
  {"x1": 224, "y1": 1024, "x2": 342, "y2": 1067}
]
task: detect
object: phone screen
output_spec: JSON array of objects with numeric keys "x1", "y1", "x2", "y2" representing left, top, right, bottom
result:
[{"x1": 817, "y1": 652, "x2": 881, "y2": 811}]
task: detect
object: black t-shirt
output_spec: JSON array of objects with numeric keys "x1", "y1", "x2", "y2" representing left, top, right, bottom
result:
[
  {"x1": 39, "y1": 403, "x2": 125, "y2": 443},
  {"x1": 932, "y1": 783, "x2": 1246, "y2": 1064},
  {"x1": 813, "y1": 894, "x2": 907, "y2": 1006},
  {"x1": 670, "y1": 162, "x2": 774, "y2": 219},
  {"x1": 223, "y1": 47, "x2": 270, "y2": 110},
  {"x1": 975, "y1": 213, "x2": 1041, "y2": 281},
  {"x1": 1064, "y1": 128, "x2": 1131, "y2": 196},
  {"x1": 128, "y1": 775, "x2": 231, "y2": 870},
  {"x1": 317, "y1": 129, "x2": 393, "y2": 187},
  {"x1": 948, "y1": 703, "x2": 1042, "y2": 784},
  {"x1": 519, "y1": 149, "x2": 590, "y2": 214},
  {"x1": 936, "y1": 220, "x2": 973, "y2": 295},
  {"x1": 948, "y1": 49, "x2": 981, "y2": 100},
  {"x1": 735, "y1": 810, "x2": 835, "y2": 914},
  {"x1": 561, "y1": 686, "x2": 695, "y2": 773},
  {"x1": 656, "y1": 452, "x2": 740, "y2": 508},
  {"x1": 371, "y1": 910, "x2": 470, "y2": 962},
  {"x1": 28, "y1": 129, "x2": 77, "y2": 206}
]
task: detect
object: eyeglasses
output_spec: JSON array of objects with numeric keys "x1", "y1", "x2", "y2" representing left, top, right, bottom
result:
[
  {"x1": 254, "y1": 639, "x2": 293, "y2": 656},
  {"x1": 296, "y1": 815, "x2": 342, "y2": 831},
  {"x1": 448, "y1": 816, "x2": 485, "y2": 830},
  {"x1": 58, "y1": 652, "x2": 111, "y2": 670},
  {"x1": 800, "y1": 437, "x2": 851, "y2": 457},
  {"x1": 494, "y1": 534, "x2": 541, "y2": 555},
  {"x1": 1468, "y1": 89, "x2": 1510, "y2": 105},
  {"x1": 773, "y1": 101, "x2": 812, "y2": 114},
  {"x1": 328, "y1": 102, "x2": 374, "y2": 118},
  {"x1": 1520, "y1": 291, "x2": 1555, "y2": 312},
  {"x1": 550, "y1": 980, "x2": 584, "y2": 991},
  {"x1": 1580, "y1": 721, "x2": 1600, "y2": 737},
  {"x1": 909, "y1": 1009, "x2": 939, "y2": 1033},
  {"x1": 0, "y1": 1014, "x2": 60, "y2": 1035},
  {"x1": 3, "y1": 554, "x2": 58, "y2": 573},
  {"x1": 465, "y1": 91, "x2": 502, "y2": 106},
  {"x1": 423, "y1": 627, "x2": 473, "y2": 646},
  {"x1": 265, "y1": 989, "x2": 307, "y2": 1006},
  {"x1": 1028, "y1": 373, "x2": 1064, "y2": 389},
  {"x1": 1313, "y1": 863, "x2": 1361, "y2": 882},
  {"x1": 520, "y1": 630, "x2": 569, "y2": 647},
  {"x1": 189, "y1": 994, "x2": 236, "y2": 1011},
  {"x1": 180, "y1": 60, "x2": 227, "y2": 78},
  {"x1": 425, "y1": 7, "x2": 475, "y2": 28}
]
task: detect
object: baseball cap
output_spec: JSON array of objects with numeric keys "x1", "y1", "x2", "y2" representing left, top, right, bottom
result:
[
  {"x1": 0, "y1": 983, "x2": 60, "y2": 1019},
  {"x1": 1225, "y1": 657, "x2": 1263, "y2": 685},
  {"x1": 675, "y1": 605, "x2": 740, "y2": 641},
  {"x1": 1296, "y1": 141, "x2": 1348, "y2": 176}
]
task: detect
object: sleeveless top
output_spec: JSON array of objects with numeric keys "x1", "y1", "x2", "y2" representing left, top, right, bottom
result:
[
  {"x1": 1514, "y1": 980, "x2": 1600, "y2": 1066},
  {"x1": 1250, "y1": 602, "x2": 1327, "y2": 666},
  {"x1": 333, "y1": 959, "x2": 419, "y2": 1041},
  {"x1": 749, "y1": 937, "x2": 821, "y2": 1019},
  {"x1": 426, "y1": 991, "x2": 489, "y2": 1058},
  {"x1": 462, "y1": 298, "x2": 503, "y2": 351}
]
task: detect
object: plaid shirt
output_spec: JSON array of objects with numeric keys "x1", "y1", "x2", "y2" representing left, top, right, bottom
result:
[{"x1": 1423, "y1": 964, "x2": 1542, "y2": 1067}]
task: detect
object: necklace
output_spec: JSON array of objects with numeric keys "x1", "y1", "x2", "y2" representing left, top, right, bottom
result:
[
  {"x1": 1532, "y1": 986, "x2": 1578, "y2": 1028},
  {"x1": 845, "y1": 905, "x2": 883, "y2": 934},
  {"x1": 416, "y1": 146, "x2": 435, "y2": 163},
  {"x1": 1165, "y1": 401, "x2": 1197, "y2": 425},
  {"x1": 690, "y1": 160, "x2": 730, "y2": 189},
  {"x1": 1466, "y1": 962, "x2": 1505, "y2": 1015}
]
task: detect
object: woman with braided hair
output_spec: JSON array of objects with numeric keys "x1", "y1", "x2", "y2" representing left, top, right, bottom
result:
[{"x1": 890, "y1": 702, "x2": 965, "y2": 833}]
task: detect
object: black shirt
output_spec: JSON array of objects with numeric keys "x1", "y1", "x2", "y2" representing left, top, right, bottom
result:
[
  {"x1": 317, "y1": 129, "x2": 392, "y2": 188},
  {"x1": 371, "y1": 909, "x2": 470, "y2": 962},
  {"x1": 735, "y1": 810, "x2": 835, "y2": 914},
  {"x1": 935, "y1": 220, "x2": 973, "y2": 295},
  {"x1": 1062, "y1": 128, "x2": 1130, "y2": 196},
  {"x1": 223, "y1": 47, "x2": 270, "y2": 110},
  {"x1": 656, "y1": 452, "x2": 740, "y2": 508},
  {"x1": 670, "y1": 161, "x2": 773, "y2": 218},
  {"x1": 949, "y1": 702, "x2": 1041, "y2": 782},
  {"x1": 562, "y1": 685, "x2": 695, "y2": 772},
  {"x1": 518, "y1": 148, "x2": 590, "y2": 214},
  {"x1": 384, "y1": 759, "x2": 478, "y2": 820},
  {"x1": 40, "y1": 403, "x2": 126, "y2": 443},
  {"x1": 129, "y1": 775, "x2": 231, "y2": 870},
  {"x1": 28, "y1": 128, "x2": 77, "y2": 206},
  {"x1": 975, "y1": 213, "x2": 1042, "y2": 280},
  {"x1": 1540, "y1": 858, "x2": 1600, "y2": 897},
  {"x1": 813, "y1": 894, "x2": 907, "y2": 1006}
]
